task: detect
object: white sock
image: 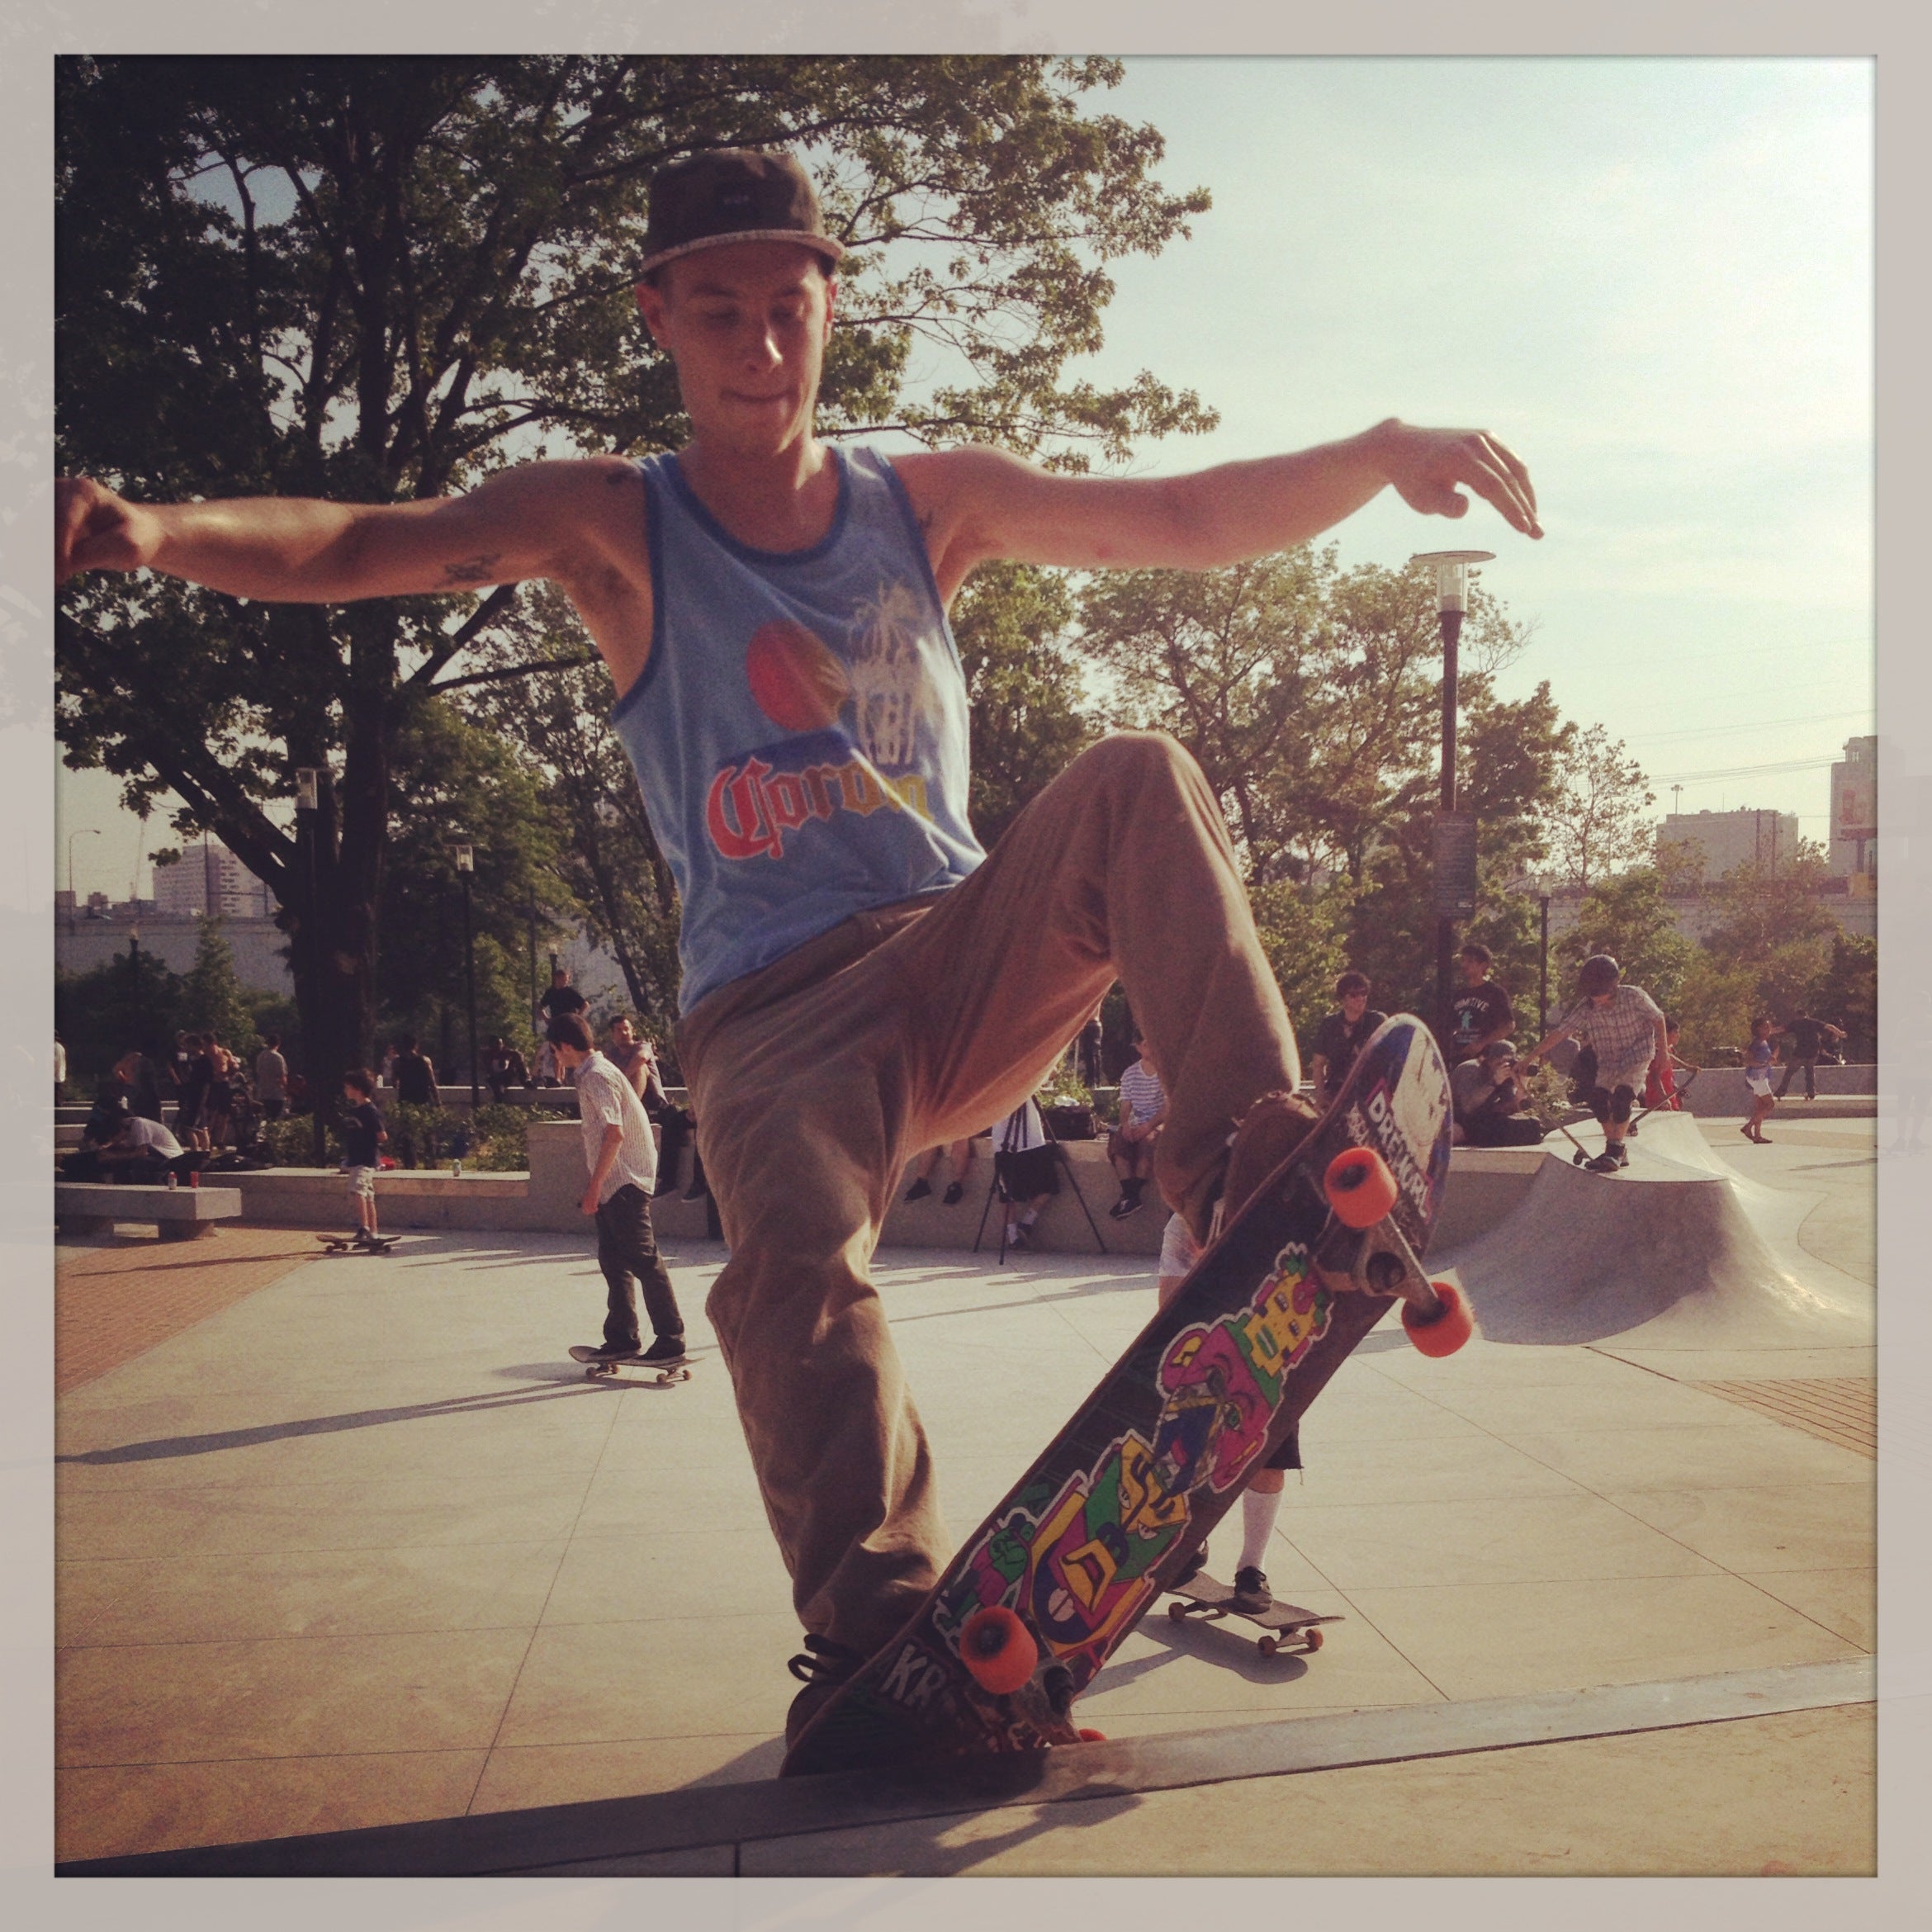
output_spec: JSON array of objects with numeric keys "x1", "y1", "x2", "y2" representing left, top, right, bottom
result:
[{"x1": 1239, "y1": 1488, "x2": 1281, "y2": 1572}]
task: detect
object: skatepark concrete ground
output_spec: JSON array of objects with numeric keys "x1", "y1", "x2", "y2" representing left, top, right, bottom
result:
[{"x1": 50, "y1": 1113, "x2": 1884, "y2": 1879}]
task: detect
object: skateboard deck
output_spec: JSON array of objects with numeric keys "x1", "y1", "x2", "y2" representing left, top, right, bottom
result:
[
  {"x1": 1164, "y1": 1572, "x2": 1341, "y2": 1657},
  {"x1": 317, "y1": 1233, "x2": 402, "y2": 1254},
  {"x1": 780, "y1": 1013, "x2": 1468, "y2": 1777},
  {"x1": 568, "y1": 1344, "x2": 694, "y2": 1385}
]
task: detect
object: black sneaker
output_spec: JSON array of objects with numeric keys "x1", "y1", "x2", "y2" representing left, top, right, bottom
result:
[
  {"x1": 640, "y1": 1333, "x2": 688, "y2": 1365},
  {"x1": 583, "y1": 1339, "x2": 642, "y2": 1363},
  {"x1": 785, "y1": 1633, "x2": 866, "y2": 1747},
  {"x1": 941, "y1": 1180, "x2": 964, "y2": 1206},
  {"x1": 904, "y1": 1177, "x2": 933, "y2": 1202},
  {"x1": 1108, "y1": 1191, "x2": 1142, "y2": 1219},
  {"x1": 1614, "y1": 1144, "x2": 1630, "y2": 1168},
  {"x1": 1231, "y1": 1566, "x2": 1272, "y2": 1614},
  {"x1": 1583, "y1": 1151, "x2": 1622, "y2": 1174},
  {"x1": 1006, "y1": 1223, "x2": 1030, "y2": 1251}
]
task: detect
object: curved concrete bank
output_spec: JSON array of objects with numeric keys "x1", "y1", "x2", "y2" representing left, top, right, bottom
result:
[{"x1": 1435, "y1": 1112, "x2": 1872, "y2": 1351}]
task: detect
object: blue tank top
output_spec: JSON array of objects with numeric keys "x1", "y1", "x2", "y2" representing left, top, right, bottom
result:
[{"x1": 612, "y1": 445, "x2": 985, "y2": 1013}]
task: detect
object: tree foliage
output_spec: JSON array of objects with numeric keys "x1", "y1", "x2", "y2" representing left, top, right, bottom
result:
[
  {"x1": 1545, "y1": 723, "x2": 1655, "y2": 891},
  {"x1": 55, "y1": 54, "x2": 1214, "y2": 1075},
  {"x1": 459, "y1": 585, "x2": 685, "y2": 1045},
  {"x1": 950, "y1": 562, "x2": 1095, "y2": 847}
]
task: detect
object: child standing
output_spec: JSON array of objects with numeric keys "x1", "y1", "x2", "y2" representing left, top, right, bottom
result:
[
  {"x1": 1741, "y1": 1017, "x2": 1780, "y2": 1144},
  {"x1": 339, "y1": 1068, "x2": 388, "y2": 1247}
]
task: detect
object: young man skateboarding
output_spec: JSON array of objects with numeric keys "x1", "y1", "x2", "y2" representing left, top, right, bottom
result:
[
  {"x1": 56, "y1": 145, "x2": 1541, "y2": 1743},
  {"x1": 1525, "y1": 956, "x2": 1667, "y2": 1172},
  {"x1": 547, "y1": 1011, "x2": 687, "y2": 1367}
]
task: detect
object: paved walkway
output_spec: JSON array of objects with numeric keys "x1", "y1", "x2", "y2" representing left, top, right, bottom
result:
[{"x1": 53, "y1": 1120, "x2": 1878, "y2": 1873}]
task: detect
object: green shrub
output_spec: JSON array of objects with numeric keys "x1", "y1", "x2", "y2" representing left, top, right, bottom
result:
[
  {"x1": 466, "y1": 1104, "x2": 529, "y2": 1172},
  {"x1": 258, "y1": 1115, "x2": 343, "y2": 1167},
  {"x1": 386, "y1": 1100, "x2": 457, "y2": 1168}
]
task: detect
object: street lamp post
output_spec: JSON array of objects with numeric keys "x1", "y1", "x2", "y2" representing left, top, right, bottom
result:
[
  {"x1": 1538, "y1": 887, "x2": 1551, "y2": 1036},
  {"x1": 1411, "y1": 550, "x2": 1494, "y2": 1042},
  {"x1": 295, "y1": 769, "x2": 325, "y2": 1166},
  {"x1": 455, "y1": 845, "x2": 478, "y2": 1110},
  {"x1": 66, "y1": 827, "x2": 100, "y2": 934}
]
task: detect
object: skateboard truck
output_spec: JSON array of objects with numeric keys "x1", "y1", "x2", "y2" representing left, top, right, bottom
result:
[
  {"x1": 569, "y1": 1346, "x2": 694, "y2": 1385},
  {"x1": 1313, "y1": 1148, "x2": 1471, "y2": 1357}
]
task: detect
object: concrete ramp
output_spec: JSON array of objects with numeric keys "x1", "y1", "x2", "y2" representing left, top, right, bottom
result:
[{"x1": 1437, "y1": 1114, "x2": 1871, "y2": 1351}]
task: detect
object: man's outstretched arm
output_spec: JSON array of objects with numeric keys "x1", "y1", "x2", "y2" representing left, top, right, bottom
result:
[
  {"x1": 55, "y1": 457, "x2": 638, "y2": 602},
  {"x1": 897, "y1": 418, "x2": 1540, "y2": 601}
]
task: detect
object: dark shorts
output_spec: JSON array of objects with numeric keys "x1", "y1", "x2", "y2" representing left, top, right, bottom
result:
[
  {"x1": 994, "y1": 1145, "x2": 1059, "y2": 1200},
  {"x1": 1264, "y1": 1423, "x2": 1301, "y2": 1472}
]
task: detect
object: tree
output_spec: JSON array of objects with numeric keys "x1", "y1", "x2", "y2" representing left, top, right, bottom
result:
[
  {"x1": 950, "y1": 562, "x2": 1095, "y2": 848},
  {"x1": 1700, "y1": 845, "x2": 1840, "y2": 967},
  {"x1": 459, "y1": 587, "x2": 686, "y2": 1044},
  {"x1": 1077, "y1": 548, "x2": 1557, "y2": 1020},
  {"x1": 1543, "y1": 723, "x2": 1656, "y2": 891},
  {"x1": 55, "y1": 54, "x2": 1215, "y2": 1082},
  {"x1": 1553, "y1": 866, "x2": 1696, "y2": 1016},
  {"x1": 56, "y1": 952, "x2": 187, "y2": 1089},
  {"x1": 1812, "y1": 932, "x2": 1877, "y2": 1059},
  {"x1": 375, "y1": 695, "x2": 576, "y2": 1065},
  {"x1": 178, "y1": 916, "x2": 259, "y2": 1051}
]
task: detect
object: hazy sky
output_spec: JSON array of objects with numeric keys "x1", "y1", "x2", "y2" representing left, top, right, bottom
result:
[{"x1": 54, "y1": 54, "x2": 1873, "y2": 901}]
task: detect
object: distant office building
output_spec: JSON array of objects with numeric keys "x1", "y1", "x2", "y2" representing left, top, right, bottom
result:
[
  {"x1": 150, "y1": 840, "x2": 272, "y2": 919},
  {"x1": 1828, "y1": 736, "x2": 1877, "y2": 883},
  {"x1": 1657, "y1": 807, "x2": 1802, "y2": 881}
]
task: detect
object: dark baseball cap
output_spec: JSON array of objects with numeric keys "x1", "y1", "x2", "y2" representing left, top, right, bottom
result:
[{"x1": 641, "y1": 149, "x2": 845, "y2": 278}]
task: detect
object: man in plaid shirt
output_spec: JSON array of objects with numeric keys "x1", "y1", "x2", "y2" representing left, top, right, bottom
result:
[{"x1": 1526, "y1": 954, "x2": 1668, "y2": 1173}]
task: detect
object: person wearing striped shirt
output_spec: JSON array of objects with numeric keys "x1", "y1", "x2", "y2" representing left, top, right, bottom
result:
[{"x1": 1107, "y1": 1035, "x2": 1169, "y2": 1219}]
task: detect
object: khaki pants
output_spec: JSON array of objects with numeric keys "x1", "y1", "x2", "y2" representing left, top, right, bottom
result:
[{"x1": 677, "y1": 732, "x2": 1299, "y2": 1655}]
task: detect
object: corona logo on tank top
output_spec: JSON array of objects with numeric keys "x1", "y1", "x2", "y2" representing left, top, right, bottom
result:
[
  {"x1": 613, "y1": 446, "x2": 986, "y2": 1015},
  {"x1": 704, "y1": 583, "x2": 939, "y2": 862}
]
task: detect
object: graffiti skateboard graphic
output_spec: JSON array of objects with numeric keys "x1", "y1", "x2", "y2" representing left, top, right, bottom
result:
[{"x1": 780, "y1": 1015, "x2": 1470, "y2": 1776}]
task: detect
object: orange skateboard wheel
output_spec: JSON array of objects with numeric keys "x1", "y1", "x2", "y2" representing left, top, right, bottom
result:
[
  {"x1": 1324, "y1": 1147, "x2": 1398, "y2": 1228},
  {"x1": 1402, "y1": 1280, "x2": 1473, "y2": 1357},
  {"x1": 960, "y1": 1606, "x2": 1038, "y2": 1695},
  {"x1": 1077, "y1": 1727, "x2": 1106, "y2": 1742}
]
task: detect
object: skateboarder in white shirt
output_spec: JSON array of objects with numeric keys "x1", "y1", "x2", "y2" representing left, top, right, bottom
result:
[{"x1": 547, "y1": 1011, "x2": 686, "y2": 1366}]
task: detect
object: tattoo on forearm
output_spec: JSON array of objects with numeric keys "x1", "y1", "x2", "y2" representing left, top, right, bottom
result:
[{"x1": 443, "y1": 555, "x2": 501, "y2": 585}]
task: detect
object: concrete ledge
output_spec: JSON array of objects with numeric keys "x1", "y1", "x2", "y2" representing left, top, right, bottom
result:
[
  {"x1": 54, "y1": 1181, "x2": 242, "y2": 1239},
  {"x1": 54, "y1": 1658, "x2": 1872, "y2": 1877},
  {"x1": 197, "y1": 1129, "x2": 1556, "y2": 1255}
]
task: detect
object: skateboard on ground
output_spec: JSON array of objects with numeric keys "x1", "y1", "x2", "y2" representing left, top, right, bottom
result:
[
  {"x1": 568, "y1": 1344, "x2": 694, "y2": 1386},
  {"x1": 780, "y1": 1013, "x2": 1470, "y2": 1777},
  {"x1": 316, "y1": 1233, "x2": 403, "y2": 1255},
  {"x1": 1164, "y1": 1571, "x2": 1341, "y2": 1658}
]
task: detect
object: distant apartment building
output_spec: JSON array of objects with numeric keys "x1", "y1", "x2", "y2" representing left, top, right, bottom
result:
[
  {"x1": 150, "y1": 840, "x2": 272, "y2": 920},
  {"x1": 1657, "y1": 807, "x2": 1802, "y2": 880},
  {"x1": 1828, "y1": 735, "x2": 1877, "y2": 883}
]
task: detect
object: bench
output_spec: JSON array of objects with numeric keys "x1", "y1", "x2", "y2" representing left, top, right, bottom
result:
[{"x1": 54, "y1": 1181, "x2": 244, "y2": 1240}]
